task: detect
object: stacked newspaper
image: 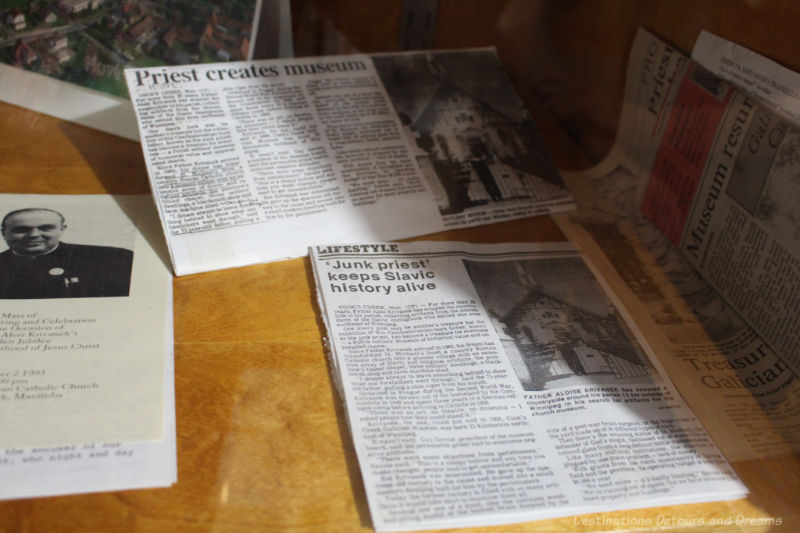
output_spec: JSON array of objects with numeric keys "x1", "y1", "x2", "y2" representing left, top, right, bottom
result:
[
  {"x1": 310, "y1": 241, "x2": 746, "y2": 531},
  {"x1": 124, "y1": 49, "x2": 575, "y2": 275},
  {"x1": 0, "y1": 195, "x2": 176, "y2": 499}
]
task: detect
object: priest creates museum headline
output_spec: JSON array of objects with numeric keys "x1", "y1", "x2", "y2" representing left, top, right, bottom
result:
[{"x1": 130, "y1": 59, "x2": 369, "y2": 87}]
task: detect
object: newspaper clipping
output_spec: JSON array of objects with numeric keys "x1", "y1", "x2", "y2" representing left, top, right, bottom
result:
[
  {"x1": 692, "y1": 30, "x2": 800, "y2": 126},
  {"x1": 311, "y1": 241, "x2": 745, "y2": 531},
  {"x1": 125, "y1": 49, "x2": 575, "y2": 275},
  {"x1": 555, "y1": 28, "x2": 800, "y2": 461}
]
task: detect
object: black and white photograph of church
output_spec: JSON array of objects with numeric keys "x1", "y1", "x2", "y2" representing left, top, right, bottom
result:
[
  {"x1": 463, "y1": 256, "x2": 655, "y2": 391},
  {"x1": 372, "y1": 50, "x2": 571, "y2": 215}
]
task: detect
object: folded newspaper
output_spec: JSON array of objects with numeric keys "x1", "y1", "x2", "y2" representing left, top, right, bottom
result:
[
  {"x1": 124, "y1": 49, "x2": 575, "y2": 275},
  {"x1": 625, "y1": 28, "x2": 800, "y2": 371},
  {"x1": 555, "y1": 28, "x2": 800, "y2": 462},
  {"x1": 310, "y1": 241, "x2": 746, "y2": 531}
]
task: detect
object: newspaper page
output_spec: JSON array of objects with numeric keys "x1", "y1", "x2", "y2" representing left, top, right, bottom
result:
[
  {"x1": 620, "y1": 28, "x2": 800, "y2": 366},
  {"x1": 554, "y1": 28, "x2": 800, "y2": 461},
  {"x1": 0, "y1": 195, "x2": 172, "y2": 449},
  {"x1": 692, "y1": 30, "x2": 800, "y2": 125},
  {"x1": 310, "y1": 241, "x2": 746, "y2": 532},
  {"x1": 0, "y1": 295, "x2": 176, "y2": 500},
  {"x1": 124, "y1": 49, "x2": 575, "y2": 275}
]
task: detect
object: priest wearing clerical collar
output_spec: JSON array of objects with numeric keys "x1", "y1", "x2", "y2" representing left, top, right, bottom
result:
[{"x1": 0, "y1": 208, "x2": 133, "y2": 299}]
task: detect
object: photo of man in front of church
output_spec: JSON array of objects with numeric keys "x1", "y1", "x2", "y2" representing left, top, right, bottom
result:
[{"x1": 0, "y1": 208, "x2": 133, "y2": 299}]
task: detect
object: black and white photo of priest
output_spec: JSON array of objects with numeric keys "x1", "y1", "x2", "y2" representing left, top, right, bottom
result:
[{"x1": 0, "y1": 207, "x2": 134, "y2": 299}]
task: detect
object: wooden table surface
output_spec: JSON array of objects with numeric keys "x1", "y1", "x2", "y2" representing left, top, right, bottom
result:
[{"x1": 0, "y1": 92, "x2": 797, "y2": 533}]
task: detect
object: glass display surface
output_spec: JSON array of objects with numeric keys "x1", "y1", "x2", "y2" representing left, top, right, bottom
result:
[{"x1": 0, "y1": 1, "x2": 798, "y2": 532}]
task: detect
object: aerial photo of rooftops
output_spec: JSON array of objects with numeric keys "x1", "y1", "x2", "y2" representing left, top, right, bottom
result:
[{"x1": 0, "y1": 0, "x2": 258, "y2": 98}]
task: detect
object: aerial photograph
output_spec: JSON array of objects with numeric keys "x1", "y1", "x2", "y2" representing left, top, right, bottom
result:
[{"x1": 0, "y1": 0, "x2": 258, "y2": 98}]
